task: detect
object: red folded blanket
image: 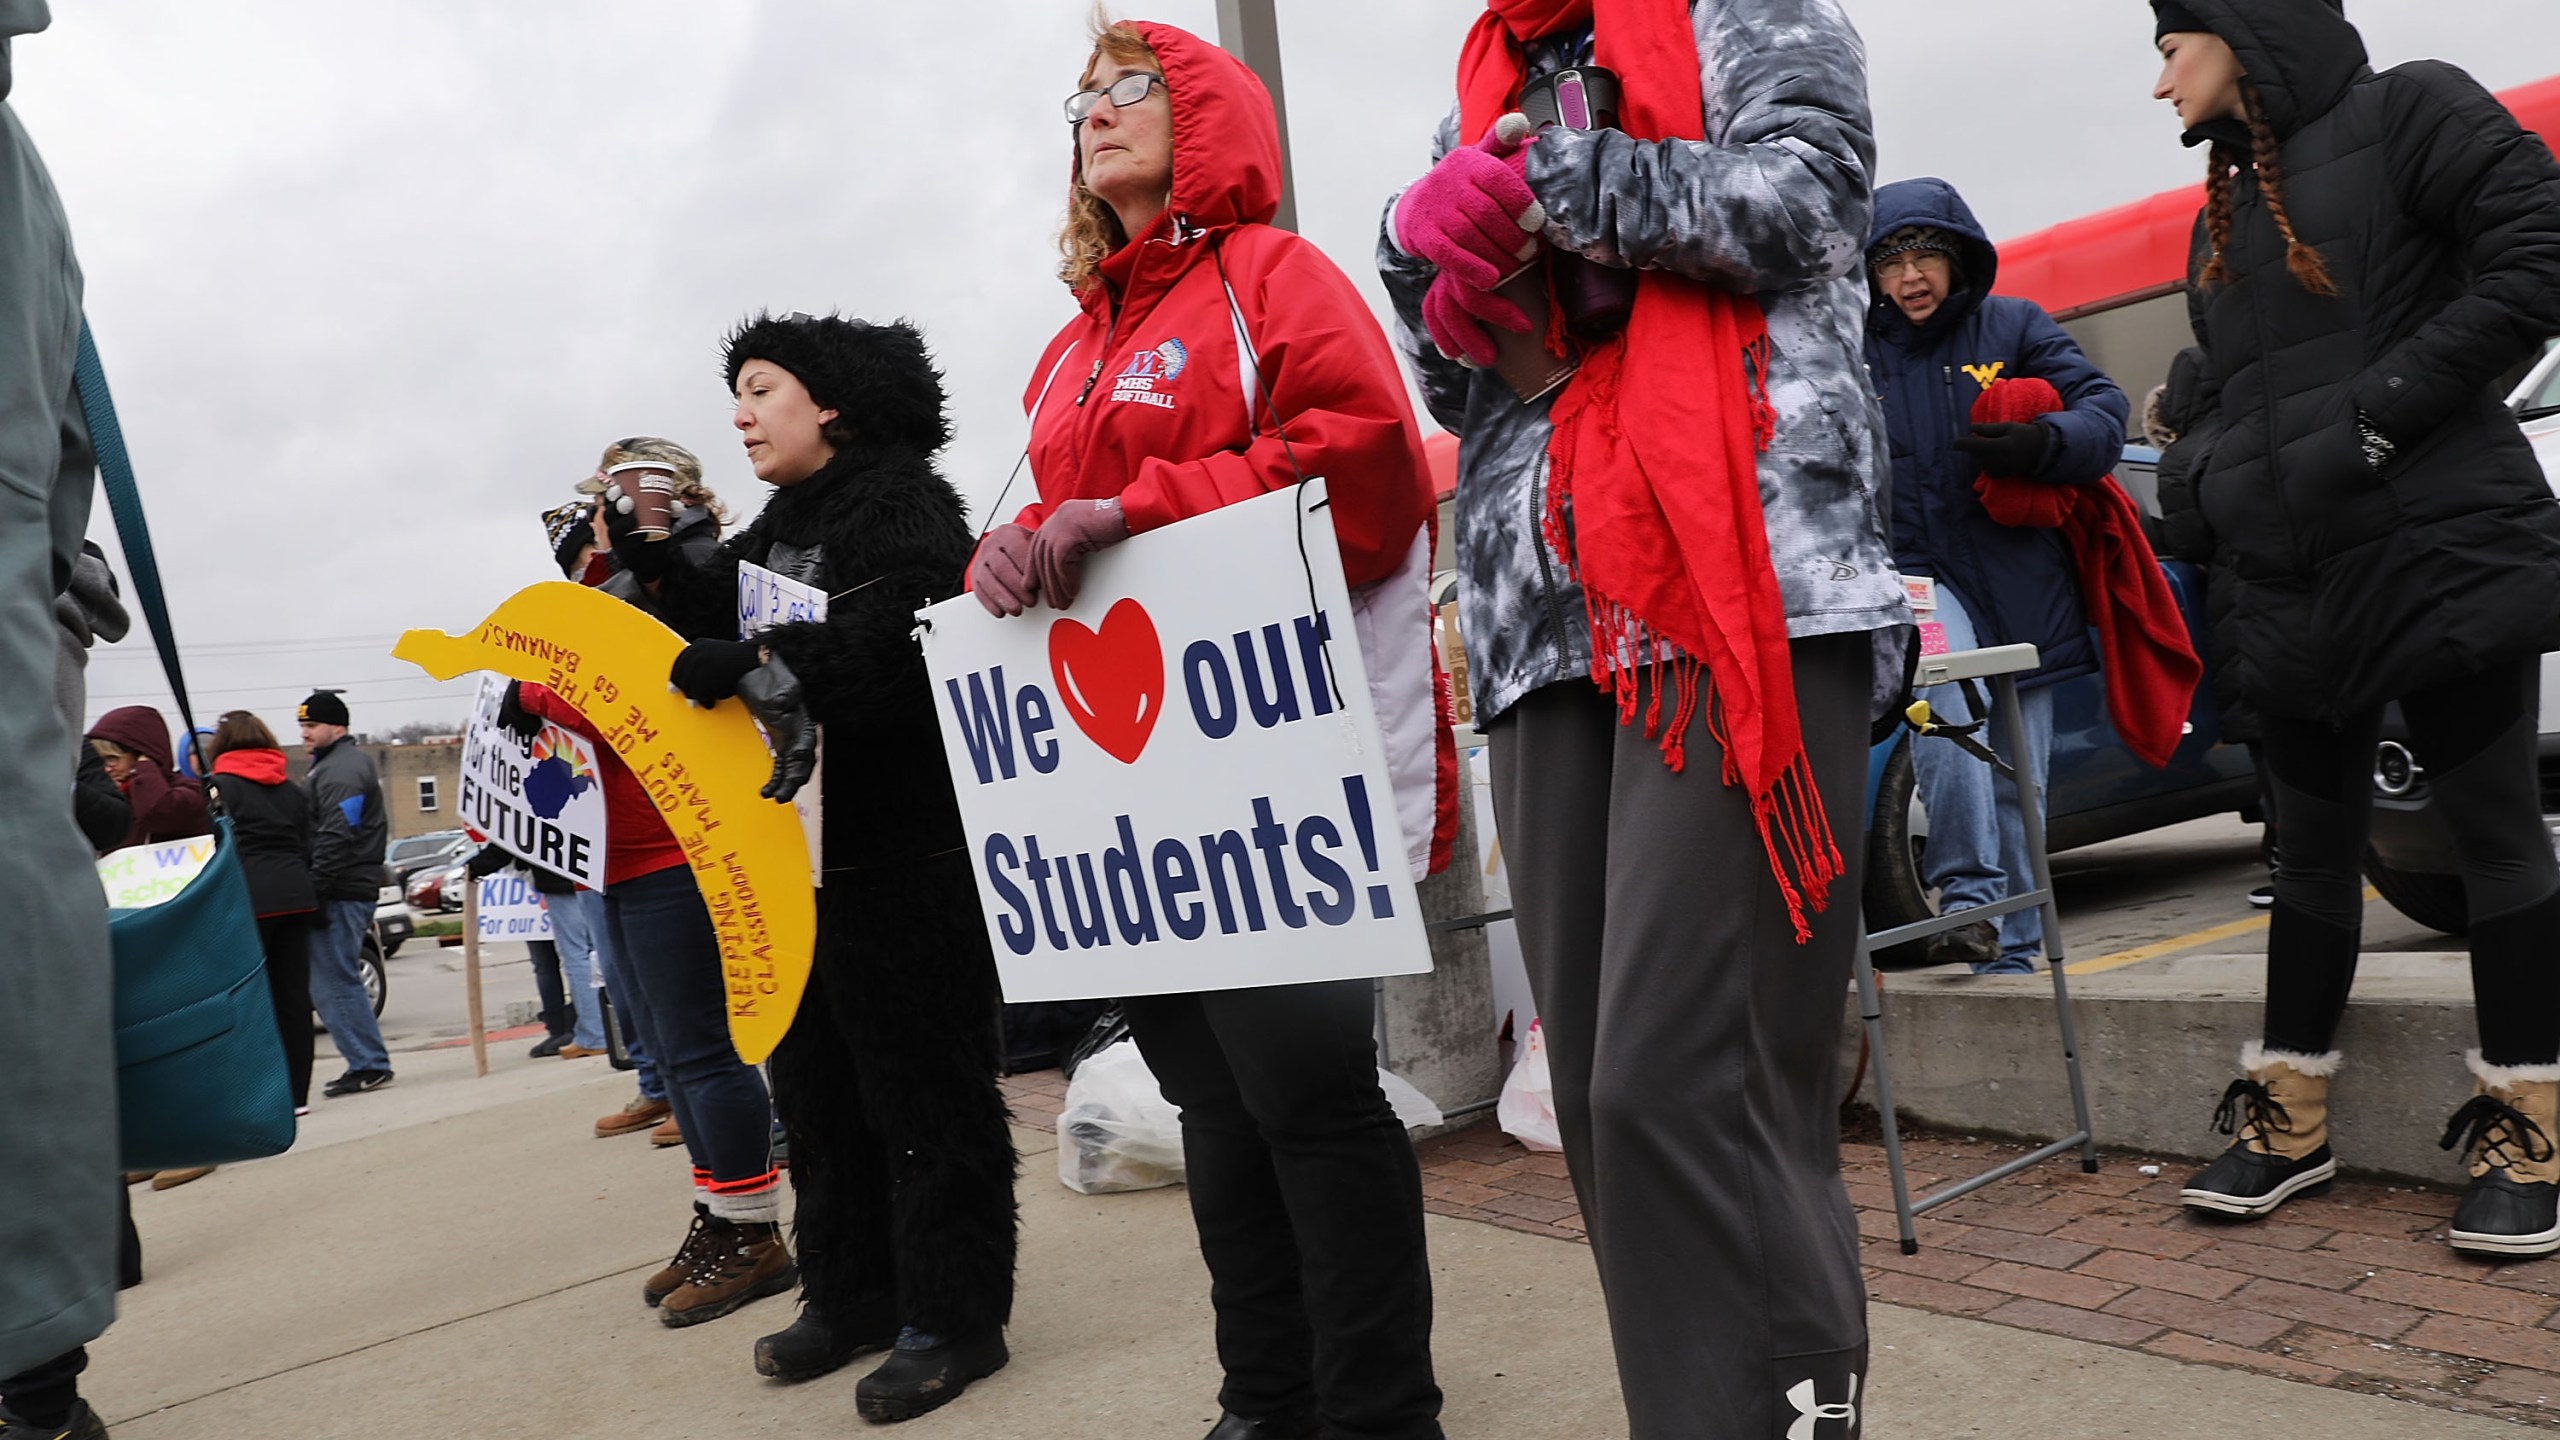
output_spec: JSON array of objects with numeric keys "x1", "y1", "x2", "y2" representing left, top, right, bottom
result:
[{"x1": 1970, "y1": 378, "x2": 2201, "y2": 769}]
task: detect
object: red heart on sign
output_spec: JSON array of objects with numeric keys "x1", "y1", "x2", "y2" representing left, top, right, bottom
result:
[{"x1": 1047, "y1": 598, "x2": 1165, "y2": 765}]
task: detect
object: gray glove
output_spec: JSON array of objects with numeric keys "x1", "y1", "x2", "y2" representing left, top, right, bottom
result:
[{"x1": 734, "y1": 654, "x2": 818, "y2": 803}]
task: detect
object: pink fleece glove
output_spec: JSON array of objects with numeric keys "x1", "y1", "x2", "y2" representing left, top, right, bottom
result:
[
  {"x1": 1393, "y1": 114, "x2": 1543, "y2": 292},
  {"x1": 1422, "y1": 272, "x2": 1533, "y2": 368},
  {"x1": 969, "y1": 522, "x2": 1039, "y2": 617},
  {"x1": 1027, "y1": 499, "x2": 1130, "y2": 611}
]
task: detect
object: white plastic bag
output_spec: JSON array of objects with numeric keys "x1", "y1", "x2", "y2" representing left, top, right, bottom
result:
[
  {"x1": 1496, "y1": 1018, "x2": 1563, "y2": 1152},
  {"x1": 1378, "y1": 1068, "x2": 1444, "y2": 1130},
  {"x1": 1056, "y1": 1039, "x2": 1187, "y2": 1194}
]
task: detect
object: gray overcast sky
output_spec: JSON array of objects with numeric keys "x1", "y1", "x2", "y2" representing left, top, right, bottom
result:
[{"x1": 14, "y1": 1, "x2": 2556, "y2": 742}]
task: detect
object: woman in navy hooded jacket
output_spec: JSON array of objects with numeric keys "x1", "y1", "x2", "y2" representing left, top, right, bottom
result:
[{"x1": 1863, "y1": 176, "x2": 2129, "y2": 973}]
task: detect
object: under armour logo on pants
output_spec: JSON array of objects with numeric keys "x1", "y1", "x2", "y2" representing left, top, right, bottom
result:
[{"x1": 1784, "y1": 1373, "x2": 1859, "y2": 1439}]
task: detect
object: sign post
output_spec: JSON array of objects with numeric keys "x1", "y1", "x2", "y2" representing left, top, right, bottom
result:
[
  {"x1": 916, "y1": 481, "x2": 1431, "y2": 1003},
  {"x1": 462, "y1": 878, "x2": 487, "y2": 1078}
]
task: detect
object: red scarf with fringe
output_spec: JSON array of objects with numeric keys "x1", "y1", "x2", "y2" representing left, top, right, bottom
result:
[{"x1": 1460, "y1": 0, "x2": 1839, "y2": 939}]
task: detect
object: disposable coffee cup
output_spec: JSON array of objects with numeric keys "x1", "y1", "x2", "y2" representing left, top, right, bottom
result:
[{"x1": 604, "y1": 461, "x2": 681, "y2": 539}]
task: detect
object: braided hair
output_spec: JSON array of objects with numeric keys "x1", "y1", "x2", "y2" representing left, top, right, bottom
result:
[{"x1": 2198, "y1": 83, "x2": 2338, "y2": 297}]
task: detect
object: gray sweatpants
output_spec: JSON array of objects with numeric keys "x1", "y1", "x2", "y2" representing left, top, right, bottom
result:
[
  {"x1": 1489, "y1": 632, "x2": 1870, "y2": 1440},
  {"x1": 0, "y1": 93, "x2": 115, "y2": 1379}
]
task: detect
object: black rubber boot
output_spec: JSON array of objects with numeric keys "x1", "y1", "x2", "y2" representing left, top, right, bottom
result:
[
  {"x1": 754, "y1": 1303, "x2": 898, "y2": 1383},
  {"x1": 854, "y1": 1328, "x2": 1009, "y2": 1423},
  {"x1": 1205, "y1": 1409, "x2": 1320, "y2": 1440}
]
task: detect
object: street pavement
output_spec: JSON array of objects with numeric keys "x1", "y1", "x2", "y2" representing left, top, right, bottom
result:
[{"x1": 89, "y1": 818, "x2": 2513, "y2": 1437}]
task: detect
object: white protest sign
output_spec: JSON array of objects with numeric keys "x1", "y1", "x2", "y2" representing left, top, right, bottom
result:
[
  {"x1": 97, "y1": 835, "x2": 218, "y2": 910},
  {"x1": 917, "y1": 481, "x2": 1432, "y2": 1002},
  {"x1": 457, "y1": 671, "x2": 608, "y2": 887},
  {"x1": 739, "y1": 560, "x2": 827, "y2": 887},
  {"x1": 474, "y1": 868, "x2": 554, "y2": 942}
]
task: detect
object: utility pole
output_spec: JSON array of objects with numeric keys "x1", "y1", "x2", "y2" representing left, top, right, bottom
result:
[{"x1": 1214, "y1": 0, "x2": 1297, "y2": 234}]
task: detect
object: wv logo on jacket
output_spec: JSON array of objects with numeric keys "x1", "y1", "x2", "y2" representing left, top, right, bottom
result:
[
  {"x1": 1961, "y1": 361, "x2": 2006, "y2": 388},
  {"x1": 1110, "y1": 338, "x2": 1189, "y2": 411}
]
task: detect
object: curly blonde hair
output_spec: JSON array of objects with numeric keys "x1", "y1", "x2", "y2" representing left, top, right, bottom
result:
[{"x1": 1056, "y1": 11, "x2": 1164, "y2": 292}]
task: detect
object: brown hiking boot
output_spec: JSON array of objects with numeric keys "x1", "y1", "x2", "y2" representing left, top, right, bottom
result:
[
  {"x1": 2181, "y1": 1043, "x2": 2339, "y2": 1218},
  {"x1": 648, "y1": 1113, "x2": 684, "y2": 1148},
  {"x1": 150, "y1": 1167, "x2": 217, "y2": 1191},
  {"x1": 644, "y1": 1204, "x2": 715, "y2": 1308},
  {"x1": 597, "y1": 1093, "x2": 672, "y2": 1139},
  {"x1": 658, "y1": 1218, "x2": 796, "y2": 1328},
  {"x1": 2445, "y1": 1053, "x2": 2560, "y2": 1257}
]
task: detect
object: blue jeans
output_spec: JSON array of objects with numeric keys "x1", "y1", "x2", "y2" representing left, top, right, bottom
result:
[
  {"x1": 604, "y1": 865, "x2": 770, "y2": 1184},
  {"x1": 540, "y1": 891, "x2": 610, "y2": 1052},
  {"x1": 1911, "y1": 584, "x2": 2054, "y2": 972},
  {"x1": 309, "y1": 896, "x2": 391, "y2": 1073},
  {"x1": 558, "y1": 888, "x2": 660, "y2": 1099}
]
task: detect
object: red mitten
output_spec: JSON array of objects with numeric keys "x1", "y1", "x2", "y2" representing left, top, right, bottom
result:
[{"x1": 1393, "y1": 114, "x2": 1543, "y2": 292}]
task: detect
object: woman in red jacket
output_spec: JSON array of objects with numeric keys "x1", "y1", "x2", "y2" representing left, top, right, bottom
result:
[{"x1": 968, "y1": 20, "x2": 1450, "y2": 1440}]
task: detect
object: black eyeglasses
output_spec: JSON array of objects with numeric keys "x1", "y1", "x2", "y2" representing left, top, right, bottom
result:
[{"x1": 1065, "y1": 72, "x2": 1166, "y2": 124}]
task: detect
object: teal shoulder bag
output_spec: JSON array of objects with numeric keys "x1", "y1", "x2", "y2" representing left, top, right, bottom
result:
[{"x1": 75, "y1": 318, "x2": 296, "y2": 1172}]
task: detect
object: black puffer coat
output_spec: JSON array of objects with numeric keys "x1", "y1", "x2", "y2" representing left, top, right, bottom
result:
[
  {"x1": 2177, "y1": 0, "x2": 2560, "y2": 723},
  {"x1": 2152, "y1": 346, "x2": 2255, "y2": 742}
]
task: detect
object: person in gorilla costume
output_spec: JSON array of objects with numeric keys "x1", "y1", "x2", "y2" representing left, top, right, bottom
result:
[{"x1": 616, "y1": 312, "x2": 1019, "y2": 1422}]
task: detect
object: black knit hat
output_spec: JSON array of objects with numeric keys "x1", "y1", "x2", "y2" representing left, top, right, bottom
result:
[
  {"x1": 2153, "y1": 1, "x2": 2209, "y2": 40},
  {"x1": 541, "y1": 501, "x2": 593, "y2": 577},
  {"x1": 297, "y1": 689, "x2": 350, "y2": 727},
  {"x1": 721, "y1": 312, "x2": 951, "y2": 454}
]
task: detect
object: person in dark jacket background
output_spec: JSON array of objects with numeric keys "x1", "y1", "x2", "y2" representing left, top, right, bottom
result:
[
  {"x1": 206, "y1": 711, "x2": 318, "y2": 1115},
  {"x1": 2152, "y1": 0, "x2": 2560, "y2": 1258},
  {"x1": 298, "y1": 688, "x2": 394, "y2": 1098},
  {"x1": 1864, "y1": 177, "x2": 2130, "y2": 973},
  {"x1": 84, "y1": 704, "x2": 208, "y2": 849},
  {"x1": 629, "y1": 313, "x2": 1018, "y2": 1421}
]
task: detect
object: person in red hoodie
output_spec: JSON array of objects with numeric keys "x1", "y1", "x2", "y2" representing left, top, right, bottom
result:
[
  {"x1": 966, "y1": 19, "x2": 1451, "y2": 1440},
  {"x1": 84, "y1": 705, "x2": 208, "y2": 849},
  {"x1": 507, "y1": 678, "x2": 793, "y2": 1329}
]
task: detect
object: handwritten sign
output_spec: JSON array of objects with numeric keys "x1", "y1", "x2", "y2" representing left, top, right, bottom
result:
[
  {"x1": 474, "y1": 868, "x2": 555, "y2": 942},
  {"x1": 916, "y1": 481, "x2": 1432, "y2": 1002},
  {"x1": 739, "y1": 560, "x2": 826, "y2": 887},
  {"x1": 392, "y1": 582, "x2": 817, "y2": 1064},
  {"x1": 97, "y1": 835, "x2": 217, "y2": 910},
  {"x1": 458, "y1": 672, "x2": 608, "y2": 887}
]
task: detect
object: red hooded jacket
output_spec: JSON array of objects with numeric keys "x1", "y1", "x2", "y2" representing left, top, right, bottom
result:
[{"x1": 1011, "y1": 21, "x2": 1457, "y2": 876}]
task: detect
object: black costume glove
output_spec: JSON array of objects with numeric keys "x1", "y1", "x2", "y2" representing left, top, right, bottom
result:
[
  {"x1": 465, "y1": 843, "x2": 513, "y2": 879},
  {"x1": 670, "y1": 638, "x2": 764, "y2": 706},
  {"x1": 1952, "y1": 420, "x2": 2053, "y2": 479},
  {"x1": 496, "y1": 680, "x2": 544, "y2": 744},
  {"x1": 734, "y1": 655, "x2": 818, "y2": 803}
]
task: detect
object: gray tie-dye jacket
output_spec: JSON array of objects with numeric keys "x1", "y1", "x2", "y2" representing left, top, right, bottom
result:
[{"x1": 1377, "y1": 0, "x2": 1910, "y2": 726}]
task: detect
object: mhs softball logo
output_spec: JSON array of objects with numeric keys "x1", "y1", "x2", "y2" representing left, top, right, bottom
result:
[{"x1": 1110, "y1": 338, "x2": 1190, "y2": 411}]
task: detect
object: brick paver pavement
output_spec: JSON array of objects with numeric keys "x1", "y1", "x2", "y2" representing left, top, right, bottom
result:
[{"x1": 999, "y1": 1067, "x2": 2560, "y2": 1429}]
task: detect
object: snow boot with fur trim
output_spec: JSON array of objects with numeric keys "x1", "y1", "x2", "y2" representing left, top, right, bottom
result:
[
  {"x1": 2182, "y1": 1042, "x2": 2340, "y2": 1218},
  {"x1": 2445, "y1": 1052, "x2": 2560, "y2": 1258}
]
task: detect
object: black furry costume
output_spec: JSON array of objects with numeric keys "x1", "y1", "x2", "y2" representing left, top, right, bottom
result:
[{"x1": 662, "y1": 318, "x2": 1018, "y2": 1342}]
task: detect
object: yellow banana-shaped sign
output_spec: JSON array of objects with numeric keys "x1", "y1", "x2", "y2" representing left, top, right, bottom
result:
[{"x1": 392, "y1": 581, "x2": 813, "y2": 1063}]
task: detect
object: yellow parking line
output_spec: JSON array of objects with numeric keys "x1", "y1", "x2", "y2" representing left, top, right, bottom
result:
[{"x1": 2062, "y1": 886, "x2": 2384, "y2": 977}]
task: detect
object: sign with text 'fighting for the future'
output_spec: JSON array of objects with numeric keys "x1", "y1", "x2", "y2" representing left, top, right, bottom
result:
[{"x1": 917, "y1": 481, "x2": 1433, "y2": 1003}]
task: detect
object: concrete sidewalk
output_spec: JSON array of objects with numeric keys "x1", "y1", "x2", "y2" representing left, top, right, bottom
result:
[{"x1": 94, "y1": 1049, "x2": 2520, "y2": 1438}]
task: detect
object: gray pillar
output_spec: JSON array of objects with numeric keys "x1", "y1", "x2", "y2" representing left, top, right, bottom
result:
[
  {"x1": 1379, "y1": 777, "x2": 1499, "y2": 1131},
  {"x1": 1213, "y1": 0, "x2": 1297, "y2": 234}
]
